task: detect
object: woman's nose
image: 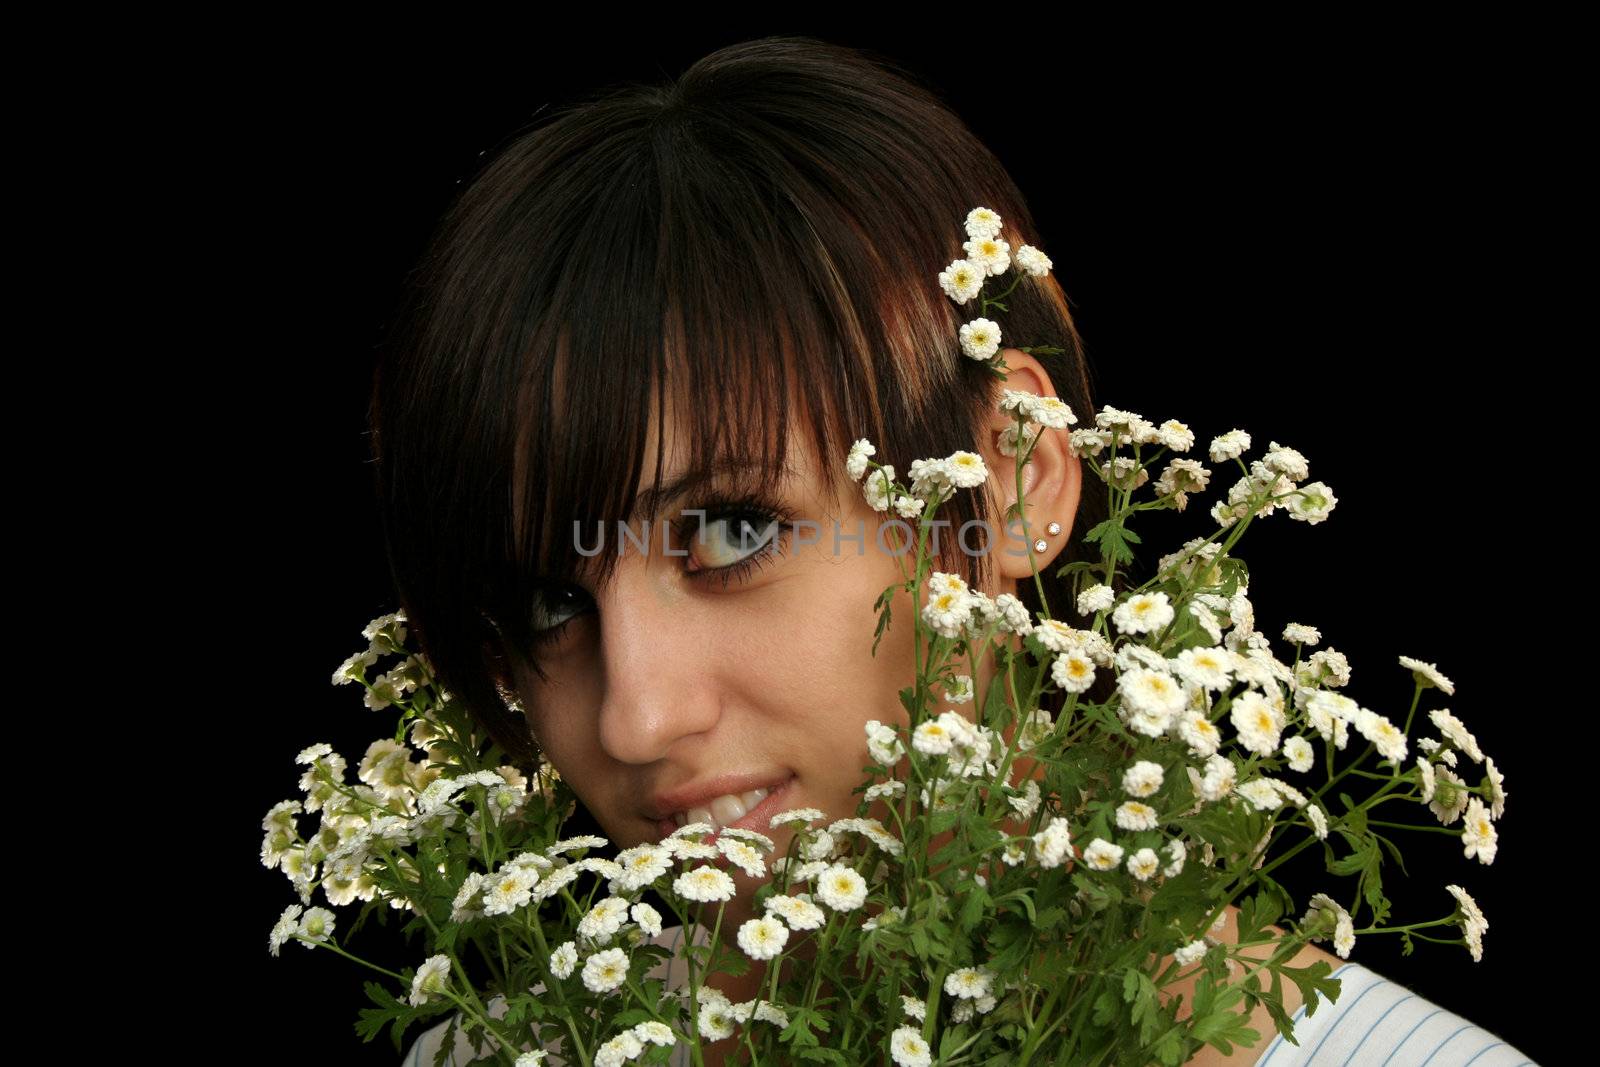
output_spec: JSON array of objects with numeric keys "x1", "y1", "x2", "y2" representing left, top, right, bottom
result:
[{"x1": 590, "y1": 561, "x2": 723, "y2": 765}]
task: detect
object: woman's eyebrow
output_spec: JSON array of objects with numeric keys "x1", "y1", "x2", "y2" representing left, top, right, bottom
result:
[{"x1": 628, "y1": 459, "x2": 796, "y2": 522}]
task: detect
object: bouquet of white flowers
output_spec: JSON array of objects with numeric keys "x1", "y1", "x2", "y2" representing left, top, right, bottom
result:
[{"x1": 263, "y1": 207, "x2": 1504, "y2": 1067}]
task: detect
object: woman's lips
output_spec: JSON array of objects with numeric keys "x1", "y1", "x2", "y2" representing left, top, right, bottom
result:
[{"x1": 655, "y1": 774, "x2": 796, "y2": 843}]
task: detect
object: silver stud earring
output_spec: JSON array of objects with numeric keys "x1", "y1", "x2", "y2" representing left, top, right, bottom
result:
[
  {"x1": 1046, "y1": 521, "x2": 1062, "y2": 536},
  {"x1": 1033, "y1": 538, "x2": 1048, "y2": 553},
  {"x1": 496, "y1": 683, "x2": 524, "y2": 714}
]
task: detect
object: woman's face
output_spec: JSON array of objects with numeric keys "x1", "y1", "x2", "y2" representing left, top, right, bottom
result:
[{"x1": 504, "y1": 353, "x2": 1077, "y2": 922}]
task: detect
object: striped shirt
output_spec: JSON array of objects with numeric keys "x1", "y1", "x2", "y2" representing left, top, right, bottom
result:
[{"x1": 400, "y1": 930, "x2": 1537, "y2": 1065}]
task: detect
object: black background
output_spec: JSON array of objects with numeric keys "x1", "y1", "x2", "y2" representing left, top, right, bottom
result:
[{"x1": 205, "y1": 26, "x2": 1569, "y2": 1065}]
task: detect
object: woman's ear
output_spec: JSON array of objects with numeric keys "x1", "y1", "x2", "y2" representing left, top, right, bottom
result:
[{"x1": 975, "y1": 348, "x2": 1083, "y2": 583}]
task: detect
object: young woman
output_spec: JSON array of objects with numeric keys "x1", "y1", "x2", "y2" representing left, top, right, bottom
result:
[{"x1": 374, "y1": 35, "x2": 1531, "y2": 1067}]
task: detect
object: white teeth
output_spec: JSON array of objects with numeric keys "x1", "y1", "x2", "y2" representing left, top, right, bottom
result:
[
  {"x1": 672, "y1": 787, "x2": 772, "y2": 832},
  {"x1": 709, "y1": 793, "x2": 748, "y2": 826}
]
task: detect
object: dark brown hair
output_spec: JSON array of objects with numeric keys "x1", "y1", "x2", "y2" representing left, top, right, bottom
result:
[{"x1": 371, "y1": 35, "x2": 1122, "y2": 770}]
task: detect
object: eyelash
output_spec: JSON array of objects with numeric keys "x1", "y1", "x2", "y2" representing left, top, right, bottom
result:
[{"x1": 526, "y1": 494, "x2": 795, "y2": 650}]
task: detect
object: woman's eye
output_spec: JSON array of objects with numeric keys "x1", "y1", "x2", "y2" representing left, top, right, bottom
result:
[
  {"x1": 693, "y1": 512, "x2": 782, "y2": 569},
  {"x1": 526, "y1": 500, "x2": 791, "y2": 652},
  {"x1": 529, "y1": 583, "x2": 591, "y2": 646}
]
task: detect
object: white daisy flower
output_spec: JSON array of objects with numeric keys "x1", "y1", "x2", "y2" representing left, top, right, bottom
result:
[
  {"x1": 913, "y1": 718, "x2": 956, "y2": 755},
  {"x1": 908, "y1": 457, "x2": 952, "y2": 499},
  {"x1": 846, "y1": 438, "x2": 877, "y2": 482},
  {"x1": 1429, "y1": 766, "x2": 1470, "y2": 825},
  {"x1": 629, "y1": 902, "x2": 663, "y2": 939},
  {"x1": 800, "y1": 831, "x2": 836, "y2": 862},
  {"x1": 864, "y1": 721, "x2": 906, "y2": 767},
  {"x1": 1008, "y1": 778, "x2": 1042, "y2": 819},
  {"x1": 1050, "y1": 650, "x2": 1097, "y2": 694},
  {"x1": 865, "y1": 780, "x2": 906, "y2": 801},
  {"x1": 1230, "y1": 691, "x2": 1285, "y2": 756},
  {"x1": 765, "y1": 894, "x2": 826, "y2": 931},
  {"x1": 736, "y1": 916, "x2": 789, "y2": 960},
  {"x1": 1121, "y1": 761, "x2": 1165, "y2": 798},
  {"x1": 1178, "y1": 712, "x2": 1223, "y2": 759},
  {"x1": 1286, "y1": 481, "x2": 1338, "y2": 524},
  {"x1": 1445, "y1": 884, "x2": 1489, "y2": 962},
  {"x1": 1399, "y1": 655, "x2": 1456, "y2": 695},
  {"x1": 581, "y1": 947, "x2": 629, "y2": 994},
  {"x1": 408, "y1": 954, "x2": 451, "y2": 1007},
  {"x1": 1429, "y1": 708, "x2": 1484, "y2": 763},
  {"x1": 1174, "y1": 939, "x2": 1209, "y2": 966},
  {"x1": 1171, "y1": 646, "x2": 1234, "y2": 693},
  {"x1": 1156, "y1": 419, "x2": 1196, "y2": 451},
  {"x1": 633, "y1": 1021, "x2": 676, "y2": 1046},
  {"x1": 1483, "y1": 756, "x2": 1507, "y2": 820},
  {"x1": 577, "y1": 896, "x2": 630, "y2": 944},
  {"x1": 1198, "y1": 754, "x2": 1237, "y2": 802},
  {"x1": 664, "y1": 837, "x2": 719, "y2": 861},
  {"x1": 943, "y1": 450, "x2": 989, "y2": 489},
  {"x1": 1237, "y1": 779, "x2": 1284, "y2": 811},
  {"x1": 1209, "y1": 429, "x2": 1252, "y2": 462},
  {"x1": 901, "y1": 995, "x2": 927, "y2": 1021},
  {"x1": 863, "y1": 465, "x2": 897, "y2": 512},
  {"x1": 268, "y1": 904, "x2": 303, "y2": 957},
  {"x1": 1162, "y1": 840, "x2": 1187, "y2": 877},
  {"x1": 768, "y1": 807, "x2": 827, "y2": 829},
  {"x1": 1113, "y1": 591, "x2": 1176, "y2": 636},
  {"x1": 547, "y1": 834, "x2": 608, "y2": 856},
  {"x1": 549, "y1": 941, "x2": 578, "y2": 979},
  {"x1": 515, "y1": 1053, "x2": 549, "y2": 1066},
  {"x1": 944, "y1": 674, "x2": 974, "y2": 704},
  {"x1": 938, "y1": 258, "x2": 986, "y2": 304},
  {"x1": 697, "y1": 996, "x2": 736, "y2": 1042},
  {"x1": 815, "y1": 864, "x2": 869, "y2": 911},
  {"x1": 673, "y1": 866, "x2": 737, "y2": 903},
  {"x1": 964, "y1": 206, "x2": 1003, "y2": 239},
  {"x1": 1027, "y1": 395, "x2": 1077, "y2": 430},
  {"x1": 890, "y1": 1025, "x2": 933, "y2": 1067},
  {"x1": 1115, "y1": 801, "x2": 1160, "y2": 831},
  {"x1": 1306, "y1": 803, "x2": 1329, "y2": 840},
  {"x1": 1076, "y1": 584, "x2": 1116, "y2": 617},
  {"x1": 1033, "y1": 817, "x2": 1073, "y2": 868},
  {"x1": 963, "y1": 233, "x2": 1011, "y2": 275},
  {"x1": 1081, "y1": 838, "x2": 1120, "y2": 870},
  {"x1": 922, "y1": 586, "x2": 975, "y2": 639},
  {"x1": 894, "y1": 493, "x2": 927, "y2": 519},
  {"x1": 332, "y1": 649, "x2": 377, "y2": 686},
  {"x1": 1354, "y1": 708, "x2": 1408, "y2": 763},
  {"x1": 296, "y1": 906, "x2": 336, "y2": 945},
  {"x1": 1304, "y1": 893, "x2": 1356, "y2": 959},
  {"x1": 1118, "y1": 668, "x2": 1188, "y2": 737},
  {"x1": 1032, "y1": 617, "x2": 1081, "y2": 654},
  {"x1": 1282, "y1": 622, "x2": 1322, "y2": 646},
  {"x1": 612, "y1": 844, "x2": 673, "y2": 891},
  {"x1": 944, "y1": 966, "x2": 994, "y2": 999},
  {"x1": 484, "y1": 865, "x2": 540, "y2": 916},
  {"x1": 1461, "y1": 797, "x2": 1498, "y2": 864},
  {"x1": 716, "y1": 838, "x2": 767, "y2": 878},
  {"x1": 1262, "y1": 441, "x2": 1310, "y2": 481},
  {"x1": 1015, "y1": 708, "x2": 1055, "y2": 751},
  {"x1": 1126, "y1": 848, "x2": 1162, "y2": 881},
  {"x1": 1282, "y1": 736, "x2": 1316, "y2": 773},
  {"x1": 959, "y1": 317, "x2": 1002, "y2": 361},
  {"x1": 1014, "y1": 243, "x2": 1053, "y2": 276},
  {"x1": 997, "y1": 419, "x2": 1041, "y2": 458}
]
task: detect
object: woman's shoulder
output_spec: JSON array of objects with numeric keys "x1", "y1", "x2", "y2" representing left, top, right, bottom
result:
[{"x1": 1238, "y1": 959, "x2": 1537, "y2": 1067}]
